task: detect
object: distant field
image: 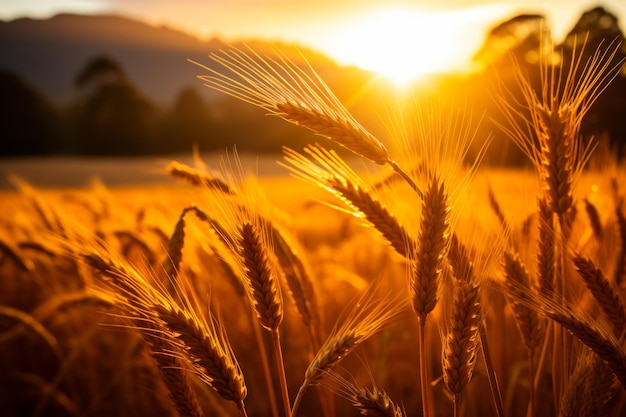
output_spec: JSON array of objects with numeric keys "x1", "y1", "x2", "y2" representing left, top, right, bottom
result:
[{"x1": 0, "y1": 153, "x2": 293, "y2": 189}]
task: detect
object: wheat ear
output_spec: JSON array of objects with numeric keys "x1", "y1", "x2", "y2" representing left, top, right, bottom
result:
[
  {"x1": 82, "y1": 250, "x2": 248, "y2": 413},
  {"x1": 9, "y1": 176, "x2": 66, "y2": 237},
  {"x1": 271, "y1": 224, "x2": 322, "y2": 349},
  {"x1": 442, "y1": 279, "x2": 481, "y2": 416},
  {"x1": 502, "y1": 251, "x2": 545, "y2": 352},
  {"x1": 281, "y1": 145, "x2": 416, "y2": 258},
  {"x1": 291, "y1": 283, "x2": 406, "y2": 417},
  {"x1": 504, "y1": 275, "x2": 626, "y2": 390},
  {"x1": 549, "y1": 308, "x2": 626, "y2": 389},
  {"x1": 447, "y1": 234, "x2": 505, "y2": 417},
  {"x1": 238, "y1": 221, "x2": 283, "y2": 332},
  {"x1": 201, "y1": 155, "x2": 293, "y2": 417},
  {"x1": 410, "y1": 175, "x2": 449, "y2": 321},
  {"x1": 583, "y1": 199, "x2": 603, "y2": 240},
  {"x1": 191, "y1": 47, "x2": 388, "y2": 165},
  {"x1": 537, "y1": 198, "x2": 556, "y2": 296},
  {"x1": 152, "y1": 305, "x2": 247, "y2": 405},
  {"x1": 572, "y1": 254, "x2": 626, "y2": 337},
  {"x1": 487, "y1": 185, "x2": 510, "y2": 232},
  {"x1": 559, "y1": 349, "x2": 616, "y2": 417},
  {"x1": 0, "y1": 305, "x2": 63, "y2": 361},
  {"x1": 166, "y1": 161, "x2": 233, "y2": 194},
  {"x1": 502, "y1": 251, "x2": 544, "y2": 416},
  {"x1": 191, "y1": 47, "x2": 424, "y2": 196},
  {"x1": 496, "y1": 38, "x2": 624, "y2": 227},
  {"x1": 159, "y1": 211, "x2": 187, "y2": 286},
  {"x1": 326, "y1": 371, "x2": 406, "y2": 417},
  {"x1": 144, "y1": 333, "x2": 206, "y2": 417},
  {"x1": 0, "y1": 238, "x2": 33, "y2": 271}
]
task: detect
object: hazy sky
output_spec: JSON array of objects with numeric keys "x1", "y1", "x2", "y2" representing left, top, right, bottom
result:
[
  {"x1": 2, "y1": 1, "x2": 624, "y2": 82},
  {"x1": 3, "y1": 1, "x2": 624, "y2": 40}
]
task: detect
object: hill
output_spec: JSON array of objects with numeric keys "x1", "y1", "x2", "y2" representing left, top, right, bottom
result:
[{"x1": 0, "y1": 13, "x2": 360, "y2": 105}]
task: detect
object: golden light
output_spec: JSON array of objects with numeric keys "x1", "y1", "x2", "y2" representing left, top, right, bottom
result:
[{"x1": 322, "y1": 6, "x2": 511, "y2": 87}]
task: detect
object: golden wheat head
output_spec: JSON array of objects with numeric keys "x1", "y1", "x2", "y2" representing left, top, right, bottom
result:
[{"x1": 190, "y1": 47, "x2": 389, "y2": 165}]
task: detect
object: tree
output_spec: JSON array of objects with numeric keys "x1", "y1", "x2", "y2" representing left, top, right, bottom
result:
[
  {"x1": 159, "y1": 87, "x2": 216, "y2": 153},
  {"x1": 75, "y1": 55, "x2": 127, "y2": 92},
  {"x1": 71, "y1": 55, "x2": 158, "y2": 155},
  {"x1": 559, "y1": 7, "x2": 626, "y2": 156},
  {"x1": 561, "y1": 6, "x2": 624, "y2": 51},
  {"x1": 0, "y1": 70, "x2": 59, "y2": 156},
  {"x1": 474, "y1": 14, "x2": 551, "y2": 69}
]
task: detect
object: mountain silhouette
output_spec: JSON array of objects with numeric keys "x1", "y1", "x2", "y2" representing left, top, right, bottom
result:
[{"x1": 0, "y1": 13, "x2": 354, "y2": 105}]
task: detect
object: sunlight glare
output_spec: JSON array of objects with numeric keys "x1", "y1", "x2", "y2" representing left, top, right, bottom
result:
[{"x1": 324, "y1": 7, "x2": 510, "y2": 87}]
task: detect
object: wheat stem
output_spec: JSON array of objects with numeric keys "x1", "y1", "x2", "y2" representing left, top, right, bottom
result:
[
  {"x1": 386, "y1": 158, "x2": 423, "y2": 200},
  {"x1": 479, "y1": 325, "x2": 505, "y2": 417},
  {"x1": 246, "y1": 301, "x2": 280, "y2": 417},
  {"x1": 418, "y1": 319, "x2": 431, "y2": 417},
  {"x1": 272, "y1": 330, "x2": 292, "y2": 417}
]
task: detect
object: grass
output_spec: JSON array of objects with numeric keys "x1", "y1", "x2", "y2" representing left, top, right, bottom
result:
[{"x1": 1, "y1": 41, "x2": 626, "y2": 417}]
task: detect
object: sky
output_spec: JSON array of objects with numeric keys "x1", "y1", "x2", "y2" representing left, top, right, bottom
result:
[{"x1": 2, "y1": 0, "x2": 625, "y2": 84}]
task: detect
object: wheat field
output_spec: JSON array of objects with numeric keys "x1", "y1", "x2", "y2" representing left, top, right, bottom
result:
[{"x1": 1, "y1": 42, "x2": 626, "y2": 417}]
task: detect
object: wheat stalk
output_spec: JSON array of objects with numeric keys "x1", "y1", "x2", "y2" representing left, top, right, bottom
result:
[
  {"x1": 409, "y1": 175, "x2": 450, "y2": 417},
  {"x1": 496, "y1": 37, "x2": 624, "y2": 227}
]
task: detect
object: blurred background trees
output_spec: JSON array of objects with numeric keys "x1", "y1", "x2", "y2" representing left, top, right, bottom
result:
[
  {"x1": 0, "y1": 70, "x2": 59, "y2": 155},
  {"x1": 0, "y1": 6, "x2": 624, "y2": 161},
  {"x1": 463, "y1": 5, "x2": 626, "y2": 165},
  {"x1": 69, "y1": 55, "x2": 158, "y2": 155}
]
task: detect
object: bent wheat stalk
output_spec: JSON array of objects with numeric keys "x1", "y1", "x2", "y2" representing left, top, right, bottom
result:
[{"x1": 190, "y1": 47, "x2": 422, "y2": 196}]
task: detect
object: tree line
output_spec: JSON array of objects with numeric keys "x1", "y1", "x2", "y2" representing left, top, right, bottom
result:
[{"x1": 1, "y1": 6, "x2": 625, "y2": 163}]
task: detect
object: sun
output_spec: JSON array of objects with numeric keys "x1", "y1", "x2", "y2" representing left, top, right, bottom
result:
[{"x1": 323, "y1": 7, "x2": 503, "y2": 88}]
